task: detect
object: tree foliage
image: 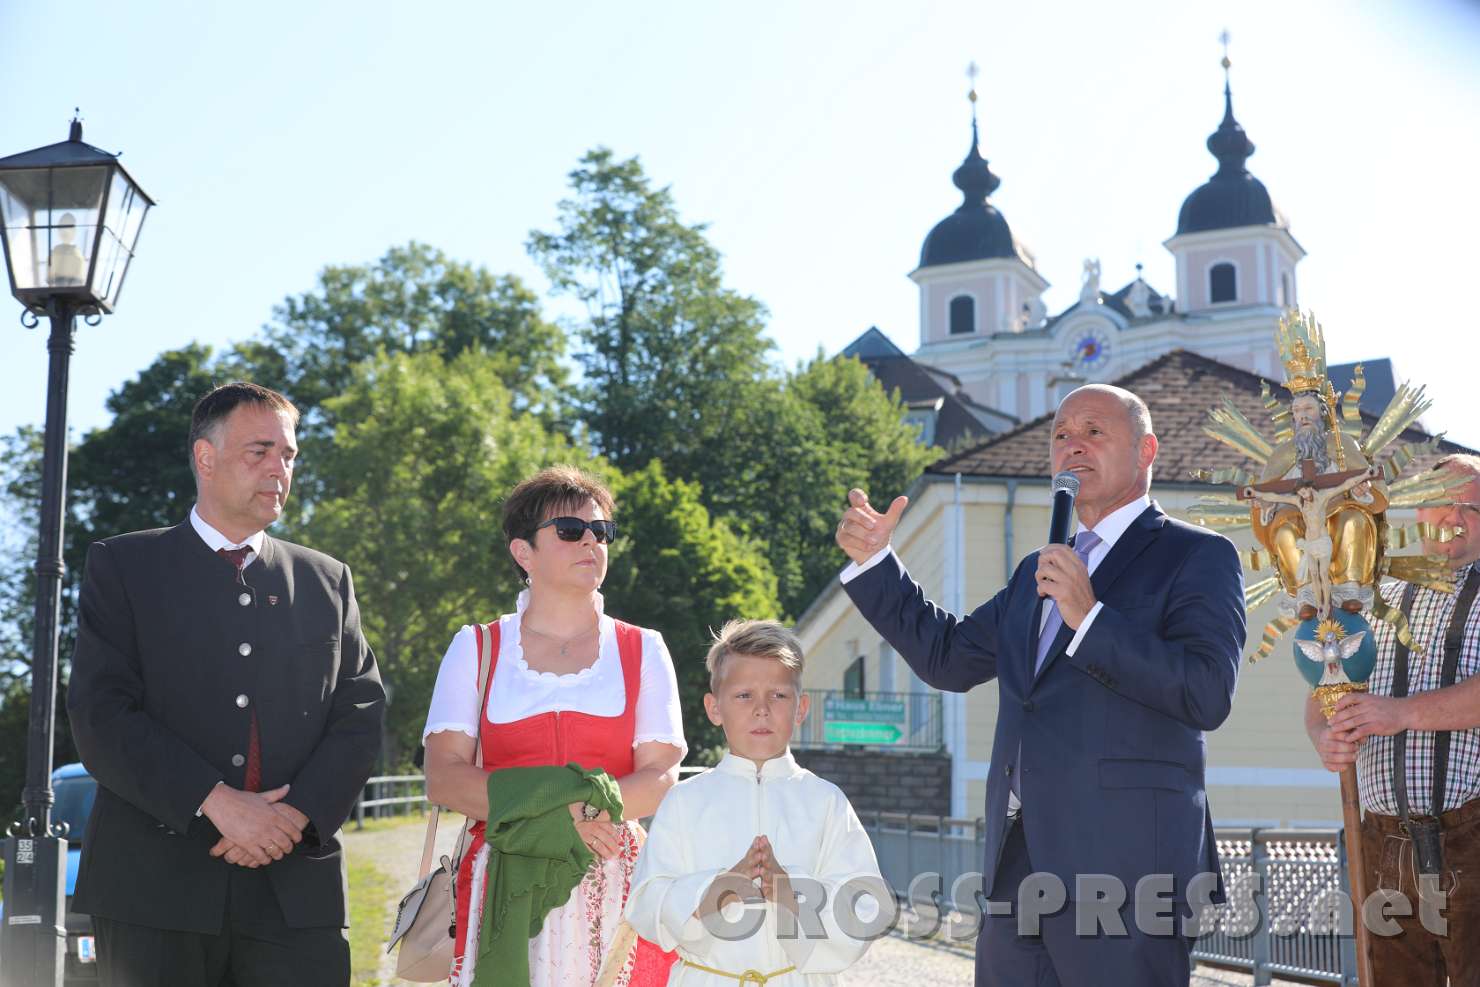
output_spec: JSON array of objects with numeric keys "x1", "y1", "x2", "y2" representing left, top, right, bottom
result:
[
  {"x1": 68, "y1": 343, "x2": 223, "y2": 555},
  {"x1": 297, "y1": 348, "x2": 574, "y2": 764},
  {"x1": 602, "y1": 461, "x2": 780, "y2": 753},
  {"x1": 531, "y1": 150, "x2": 937, "y2": 616},
  {"x1": 0, "y1": 427, "x2": 78, "y2": 815},
  {"x1": 253, "y1": 242, "x2": 569, "y2": 437},
  {"x1": 528, "y1": 149, "x2": 773, "y2": 468}
]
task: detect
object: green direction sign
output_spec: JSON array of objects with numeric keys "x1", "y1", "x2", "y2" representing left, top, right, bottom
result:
[
  {"x1": 822, "y1": 697, "x2": 907, "y2": 745},
  {"x1": 823, "y1": 721, "x2": 903, "y2": 745}
]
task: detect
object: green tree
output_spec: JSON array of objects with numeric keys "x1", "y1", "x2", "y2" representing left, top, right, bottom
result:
[
  {"x1": 602, "y1": 461, "x2": 780, "y2": 754},
  {"x1": 789, "y1": 352, "x2": 938, "y2": 527},
  {"x1": 68, "y1": 343, "x2": 224, "y2": 556},
  {"x1": 528, "y1": 148, "x2": 773, "y2": 468},
  {"x1": 688, "y1": 356, "x2": 938, "y2": 617},
  {"x1": 529, "y1": 150, "x2": 936, "y2": 617},
  {"x1": 298, "y1": 348, "x2": 575, "y2": 765},
  {"x1": 0, "y1": 427, "x2": 78, "y2": 815},
  {"x1": 252, "y1": 242, "x2": 568, "y2": 438},
  {"x1": 0, "y1": 428, "x2": 42, "y2": 688}
]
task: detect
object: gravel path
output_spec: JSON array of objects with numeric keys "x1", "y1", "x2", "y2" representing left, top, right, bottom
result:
[
  {"x1": 343, "y1": 817, "x2": 1305, "y2": 987},
  {"x1": 343, "y1": 812, "x2": 465, "y2": 987}
]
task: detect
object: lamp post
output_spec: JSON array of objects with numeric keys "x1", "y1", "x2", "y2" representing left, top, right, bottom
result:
[{"x1": 0, "y1": 116, "x2": 152, "y2": 987}]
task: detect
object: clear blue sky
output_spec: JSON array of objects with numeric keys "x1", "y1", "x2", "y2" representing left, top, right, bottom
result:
[{"x1": 2, "y1": 0, "x2": 1478, "y2": 450}]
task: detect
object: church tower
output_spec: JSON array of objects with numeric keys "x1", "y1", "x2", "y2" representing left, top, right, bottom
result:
[
  {"x1": 1164, "y1": 51, "x2": 1305, "y2": 322},
  {"x1": 911, "y1": 78, "x2": 1048, "y2": 350}
]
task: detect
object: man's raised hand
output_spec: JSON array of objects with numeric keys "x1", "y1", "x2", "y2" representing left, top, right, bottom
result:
[{"x1": 836, "y1": 489, "x2": 909, "y2": 565}]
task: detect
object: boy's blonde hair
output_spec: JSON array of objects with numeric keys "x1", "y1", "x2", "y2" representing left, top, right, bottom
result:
[{"x1": 705, "y1": 619, "x2": 804, "y2": 692}]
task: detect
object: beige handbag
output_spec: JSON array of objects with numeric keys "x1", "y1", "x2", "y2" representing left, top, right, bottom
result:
[{"x1": 388, "y1": 622, "x2": 496, "y2": 981}]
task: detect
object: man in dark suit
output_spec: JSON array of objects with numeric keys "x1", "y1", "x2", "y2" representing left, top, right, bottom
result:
[
  {"x1": 67, "y1": 382, "x2": 384, "y2": 986},
  {"x1": 836, "y1": 384, "x2": 1244, "y2": 987}
]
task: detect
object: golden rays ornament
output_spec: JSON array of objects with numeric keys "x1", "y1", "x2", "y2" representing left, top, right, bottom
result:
[{"x1": 1191, "y1": 310, "x2": 1464, "y2": 666}]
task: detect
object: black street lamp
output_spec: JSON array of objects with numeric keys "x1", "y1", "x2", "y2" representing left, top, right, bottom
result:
[{"x1": 0, "y1": 116, "x2": 152, "y2": 987}]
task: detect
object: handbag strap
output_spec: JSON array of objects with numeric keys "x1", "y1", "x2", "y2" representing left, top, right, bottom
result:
[
  {"x1": 416, "y1": 806, "x2": 442, "y2": 880},
  {"x1": 416, "y1": 620, "x2": 499, "y2": 879}
]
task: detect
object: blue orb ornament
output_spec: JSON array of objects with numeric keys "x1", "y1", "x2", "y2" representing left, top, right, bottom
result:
[{"x1": 1292, "y1": 610, "x2": 1378, "y2": 688}]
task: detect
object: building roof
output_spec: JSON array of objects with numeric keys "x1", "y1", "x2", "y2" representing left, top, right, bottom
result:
[
  {"x1": 931, "y1": 349, "x2": 1469, "y2": 481},
  {"x1": 1176, "y1": 83, "x2": 1281, "y2": 236},
  {"x1": 1034, "y1": 273, "x2": 1175, "y2": 334},
  {"x1": 1327, "y1": 358, "x2": 1399, "y2": 420},
  {"x1": 919, "y1": 120, "x2": 1021, "y2": 267},
  {"x1": 840, "y1": 326, "x2": 907, "y2": 361},
  {"x1": 840, "y1": 328, "x2": 1018, "y2": 449}
]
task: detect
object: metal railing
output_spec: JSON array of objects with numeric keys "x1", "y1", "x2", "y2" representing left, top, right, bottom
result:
[
  {"x1": 792, "y1": 689, "x2": 944, "y2": 752},
  {"x1": 1198, "y1": 827, "x2": 1358, "y2": 985},
  {"x1": 353, "y1": 769, "x2": 710, "y2": 830},
  {"x1": 859, "y1": 812, "x2": 1358, "y2": 986},
  {"x1": 353, "y1": 774, "x2": 428, "y2": 829}
]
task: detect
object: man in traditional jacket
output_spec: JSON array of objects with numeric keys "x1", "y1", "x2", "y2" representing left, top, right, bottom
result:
[{"x1": 68, "y1": 381, "x2": 384, "y2": 986}]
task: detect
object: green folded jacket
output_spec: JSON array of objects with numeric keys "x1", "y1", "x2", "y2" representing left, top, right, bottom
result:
[{"x1": 473, "y1": 762, "x2": 624, "y2": 987}]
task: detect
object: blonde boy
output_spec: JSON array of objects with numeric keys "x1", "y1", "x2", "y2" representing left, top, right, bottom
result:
[{"x1": 625, "y1": 620, "x2": 886, "y2": 985}]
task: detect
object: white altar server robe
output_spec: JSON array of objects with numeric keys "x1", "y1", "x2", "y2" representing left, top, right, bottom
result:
[{"x1": 626, "y1": 751, "x2": 885, "y2": 986}]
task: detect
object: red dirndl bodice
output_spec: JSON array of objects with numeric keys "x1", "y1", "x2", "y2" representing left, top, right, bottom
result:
[{"x1": 451, "y1": 618, "x2": 676, "y2": 985}]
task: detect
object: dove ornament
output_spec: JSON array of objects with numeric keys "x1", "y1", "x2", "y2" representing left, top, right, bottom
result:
[{"x1": 1293, "y1": 613, "x2": 1379, "y2": 717}]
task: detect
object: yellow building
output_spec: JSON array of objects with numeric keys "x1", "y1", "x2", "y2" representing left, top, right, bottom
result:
[{"x1": 794, "y1": 350, "x2": 1464, "y2": 826}]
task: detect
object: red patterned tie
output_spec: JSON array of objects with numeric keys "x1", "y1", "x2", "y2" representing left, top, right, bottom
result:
[{"x1": 218, "y1": 547, "x2": 262, "y2": 793}]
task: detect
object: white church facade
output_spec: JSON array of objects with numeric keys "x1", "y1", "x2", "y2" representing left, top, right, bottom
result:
[{"x1": 907, "y1": 72, "x2": 1305, "y2": 424}]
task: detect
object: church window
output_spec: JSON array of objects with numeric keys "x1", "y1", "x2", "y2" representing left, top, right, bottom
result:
[
  {"x1": 949, "y1": 295, "x2": 975, "y2": 335},
  {"x1": 1210, "y1": 263, "x2": 1237, "y2": 303},
  {"x1": 1280, "y1": 272, "x2": 1293, "y2": 308}
]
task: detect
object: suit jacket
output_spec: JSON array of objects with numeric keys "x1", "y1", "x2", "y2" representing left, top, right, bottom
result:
[
  {"x1": 67, "y1": 521, "x2": 385, "y2": 933},
  {"x1": 843, "y1": 502, "x2": 1244, "y2": 903}
]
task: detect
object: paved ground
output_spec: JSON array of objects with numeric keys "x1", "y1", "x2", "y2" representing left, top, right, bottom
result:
[
  {"x1": 842, "y1": 931, "x2": 1302, "y2": 986},
  {"x1": 343, "y1": 817, "x2": 1306, "y2": 987}
]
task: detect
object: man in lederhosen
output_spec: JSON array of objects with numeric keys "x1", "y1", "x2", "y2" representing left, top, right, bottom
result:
[{"x1": 1309, "y1": 453, "x2": 1480, "y2": 983}]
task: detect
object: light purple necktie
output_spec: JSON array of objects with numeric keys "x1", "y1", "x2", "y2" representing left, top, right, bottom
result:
[{"x1": 1033, "y1": 529, "x2": 1102, "y2": 674}]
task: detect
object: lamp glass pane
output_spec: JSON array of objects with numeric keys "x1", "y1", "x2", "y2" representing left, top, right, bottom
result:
[
  {"x1": 0, "y1": 168, "x2": 45, "y2": 291},
  {"x1": 103, "y1": 170, "x2": 148, "y2": 254},
  {"x1": 94, "y1": 170, "x2": 150, "y2": 308},
  {"x1": 0, "y1": 166, "x2": 110, "y2": 292},
  {"x1": 44, "y1": 166, "x2": 108, "y2": 290}
]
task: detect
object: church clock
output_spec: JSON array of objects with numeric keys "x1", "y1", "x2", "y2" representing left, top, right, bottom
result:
[{"x1": 1071, "y1": 329, "x2": 1111, "y2": 370}]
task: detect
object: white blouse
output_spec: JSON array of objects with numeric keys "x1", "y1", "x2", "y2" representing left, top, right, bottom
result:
[{"x1": 422, "y1": 590, "x2": 688, "y2": 757}]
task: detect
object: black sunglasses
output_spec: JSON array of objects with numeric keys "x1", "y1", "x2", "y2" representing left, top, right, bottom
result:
[{"x1": 535, "y1": 516, "x2": 619, "y2": 544}]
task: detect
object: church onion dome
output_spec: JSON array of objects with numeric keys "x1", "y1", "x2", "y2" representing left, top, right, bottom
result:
[
  {"x1": 919, "y1": 119, "x2": 1020, "y2": 267},
  {"x1": 1176, "y1": 81, "x2": 1282, "y2": 235}
]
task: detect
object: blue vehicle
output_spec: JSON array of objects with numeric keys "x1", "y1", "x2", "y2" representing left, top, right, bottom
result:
[
  {"x1": 51, "y1": 762, "x2": 99, "y2": 982},
  {"x1": 1, "y1": 763, "x2": 100, "y2": 982}
]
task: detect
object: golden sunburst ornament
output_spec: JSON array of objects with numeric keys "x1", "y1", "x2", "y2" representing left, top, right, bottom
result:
[
  {"x1": 1187, "y1": 309, "x2": 1467, "y2": 664},
  {"x1": 1315, "y1": 618, "x2": 1345, "y2": 643}
]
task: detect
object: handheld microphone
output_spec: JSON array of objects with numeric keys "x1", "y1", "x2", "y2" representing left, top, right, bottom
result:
[{"x1": 1048, "y1": 471, "x2": 1080, "y2": 545}]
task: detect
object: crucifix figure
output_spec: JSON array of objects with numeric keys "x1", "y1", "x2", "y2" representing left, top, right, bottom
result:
[
  {"x1": 1242, "y1": 465, "x2": 1381, "y2": 620},
  {"x1": 1244, "y1": 391, "x2": 1387, "y2": 618}
]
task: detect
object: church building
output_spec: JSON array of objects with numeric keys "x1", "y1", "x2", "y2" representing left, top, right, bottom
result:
[{"x1": 794, "y1": 60, "x2": 1455, "y2": 827}]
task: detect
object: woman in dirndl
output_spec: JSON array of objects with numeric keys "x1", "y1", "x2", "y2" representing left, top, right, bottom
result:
[{"x1": 423, "y1": 465, "x2": 687, "y2": 986}]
